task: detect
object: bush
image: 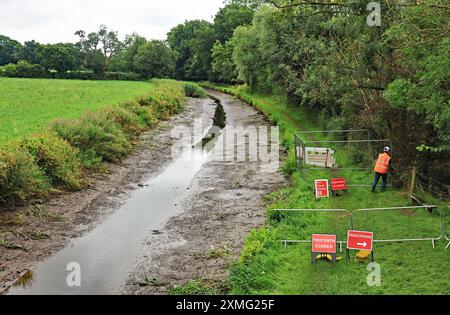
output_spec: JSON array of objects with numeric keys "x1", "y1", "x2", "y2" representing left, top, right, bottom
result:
[
  {"x1": 184, "y1": 83, "x2": 207, "y2": 98},
  {"x1": 52, "y1": 112, "x2": 131, "y2": 167},
  {"x1": 102, "y1": 106, "x2": 148, "y2": 138},
  {"x1": 0, "y1": 146, "x2": 50, "y2": 205},
  {"x1": 21, "y1": 132, "x2": 85, "y2": 190},
  {"x1": 0, "y1": 60, "x2": 48, "y2": 78},
  {"x1": 120, "y1": 100, "x2": 158, "y2": 128},
  {"x1": 136, "y1": 84, "x2": 185, "y2": 120}
]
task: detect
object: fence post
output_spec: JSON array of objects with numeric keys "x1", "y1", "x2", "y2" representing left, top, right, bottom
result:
[
  {"x1": 410, "y1": 167, "x2": 417, "y2": 195},
  {"x1": 294, "y1": 133, "x2": 299, "y2": 169}
]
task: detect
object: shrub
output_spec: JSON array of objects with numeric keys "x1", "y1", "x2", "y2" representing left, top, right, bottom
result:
[
  {"x1": 0, "y1": 61, "x2": 48, "y2": 78},
  {"x1": 120, "y1": 100, "x2": 158, "y2": 128},
  {"x1": 0, "y1": 146, "x2": 49, "y2": 205},
  {"x1": 184, "y1": 83, "x2": 207, "y2": 98},
  {"x1": 52, "y1": 112, "x2": 131, "y2": 167},
  {"x1": 136, "y1": 84, "x2": 185, "y2": 121},
  {"x1": 21, "y1": 132, "x2": 85, "y2": 190},
  {"x1": 102, "y1": 106, "x2": 147, "y2": 137}
]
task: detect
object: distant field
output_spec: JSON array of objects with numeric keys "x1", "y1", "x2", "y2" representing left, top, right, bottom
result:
[{"x1": 0, "y1": 78, "x2": 154, "y2": 142}]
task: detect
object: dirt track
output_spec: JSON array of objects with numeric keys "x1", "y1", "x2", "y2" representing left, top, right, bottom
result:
[{"x1": 0, "y1": 91, "x2": 287, "y2": 294}]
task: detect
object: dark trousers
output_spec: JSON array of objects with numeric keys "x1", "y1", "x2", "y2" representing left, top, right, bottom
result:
[{"x1": 372, "y1": 172, "x2": 388, "y2": 192}]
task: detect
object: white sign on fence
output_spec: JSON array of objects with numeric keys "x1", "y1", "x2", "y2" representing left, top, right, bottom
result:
[{"x1": 304, "y1": 147, "x2": 337, "y2": 168}]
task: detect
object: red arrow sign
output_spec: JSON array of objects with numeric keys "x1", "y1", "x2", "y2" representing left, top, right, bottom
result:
[{"x1": 347, "y1": 230, "x2": 374, "y2": 251}]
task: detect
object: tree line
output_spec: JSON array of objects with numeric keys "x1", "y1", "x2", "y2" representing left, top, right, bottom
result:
[
  {"x1": 0, "y1": 25, "x2": 176, "y2": 79},
  {"x1": 0, "y1": 0, "x2": 448, "y2": 184}
]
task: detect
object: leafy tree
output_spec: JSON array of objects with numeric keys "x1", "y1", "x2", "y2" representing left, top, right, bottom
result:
[
  {"x1": 37, "y1": 43, "x2": 80, "y2": 72},
  {"x1": 18, "y1": 40, "x2": 42, "y2": 65},
  {"x1": 213, "y1": 2, "x2": 255, "y2": 44},
  {"x1": 232, "y1": 25, "x2": 261, "y2": 90},
  {"x1": 133, "y1": 40, "x2": 177, "y2": 79},
  {"x1": 383, "y1": 4, "x2": 450, "y2": 152},
  {"x1": 0, "y1": 35, "x2": 22, "y2": 66},
  {"x1": 211, "y1": 40, "x2": 238, "y2": 83},
  {"x1": 75, "y1": 25, "x2": 121, "y2": 73},
  {"x1": 167, "y1": 20, "x2": 213, "y2": 80},
  {"x1": 109, "y1": 33, "x2": 147, "y2": 72}
]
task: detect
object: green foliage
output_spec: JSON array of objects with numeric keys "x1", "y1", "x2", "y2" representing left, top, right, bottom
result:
[
  {"x1": 21, "y1": 132, "x2": 85, "y2": 190},
  {"x1": 0, "y1": 60, "x2": 47, "y2": 78},
  {"x1": 0, "y1": 146, "x2": 49, "y2": 204},
  {"x1": 0, "y1": 35, "x2": 21, "y2": 66},
  {"x1": 51, "y1": 112, "x2": 132, "y2": 167},
  {"x1": 213, "y1": 2, "x2": 255, "y2": 44},
  {"x1": 169, "y1": 280, "x2": 223, "y2": 295},
  {"x1": 120, "y1": 100, "x2": 158, "y2": 128},
  {"x1": 134, "y1": 40, "x2": 177, "y2": 79},
  {"x1": 210, "y1": 40, "x2": 239, "y2": 83},
  {"x1": 168, "y1": 20, "x2": 215, "y2": 81},
  {"x1": 240, "y1": 228, "x2": 276, "y2": 263},
  {"x1": 101, "y1": 106, "x2": 148, "y2": 137},
  {"x1": 37, "y1": 43, "x2": 81, "y2": 72},
  {"x1": 184, "y1": 83, "x2": 207, "y2": 98}
]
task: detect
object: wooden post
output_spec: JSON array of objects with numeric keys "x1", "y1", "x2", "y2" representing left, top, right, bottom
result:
[{"x1": 410, "y1": 167, "x2": 417, "y2": 195}]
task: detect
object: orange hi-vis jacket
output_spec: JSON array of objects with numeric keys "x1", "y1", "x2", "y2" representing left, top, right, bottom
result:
[{"x1": 374, "y1": 153, "x2": 391, "y2": 174}]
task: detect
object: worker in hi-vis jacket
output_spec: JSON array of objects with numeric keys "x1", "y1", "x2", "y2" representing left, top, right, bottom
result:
[{"x1": 372, "y1": 147, "x2": 392, "y2": 193}]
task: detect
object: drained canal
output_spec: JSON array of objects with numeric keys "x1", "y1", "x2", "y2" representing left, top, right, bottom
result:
[{"x1": 6, "y1": 98, "x2": 226, "y2": 295}]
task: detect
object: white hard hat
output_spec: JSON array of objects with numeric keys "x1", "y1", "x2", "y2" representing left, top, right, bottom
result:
[{"x1": 384, "y1": 146, "x2": 391, "y2": 153}]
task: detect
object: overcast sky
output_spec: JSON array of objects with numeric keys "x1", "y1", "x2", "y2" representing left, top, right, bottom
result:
[{"x1": 0, "y1": 0, "x2": 225, "y2": 44}]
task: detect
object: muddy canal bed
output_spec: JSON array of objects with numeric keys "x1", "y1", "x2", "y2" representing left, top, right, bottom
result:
[
  {"x1": 0, "y1": 91, "x2": 287, "y2": 295},
  {"x1": 124, "y1": 91, "x2": 286, "y2": 295}
]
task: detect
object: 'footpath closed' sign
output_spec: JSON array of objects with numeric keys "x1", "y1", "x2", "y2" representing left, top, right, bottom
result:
[
  {"x1": 315, "y1": 180, "x2": 330, "y2": 198},
  {"x1": 312, "y1": 234, "x2": 337, "y2": 254}
]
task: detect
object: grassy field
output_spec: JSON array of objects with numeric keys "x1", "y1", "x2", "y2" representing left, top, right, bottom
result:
[
  {"x1": 201, "y1": 83, "x2": 450, "y2": 295},
  {"x1": 0, "y1": 78, "x2": 156, "y2": 142}
]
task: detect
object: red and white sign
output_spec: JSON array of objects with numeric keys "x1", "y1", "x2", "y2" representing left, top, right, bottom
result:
[
  {"x1": 347, "y1": 230, "x2": 374, "y2": 251},
  {"x1": 315, "y1": 180, "x2": 330, "y2": 198},
  {"x1": 312, "y1": 234, "x2": 337, "y2": 254},
  {"x1": 331, "y1": 178, "x2": 347, "y2": 191}
]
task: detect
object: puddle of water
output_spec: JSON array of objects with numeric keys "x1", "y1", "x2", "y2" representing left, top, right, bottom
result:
[{"x1": 6, "y1": 99, "x2": 226, "y2": 295}]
